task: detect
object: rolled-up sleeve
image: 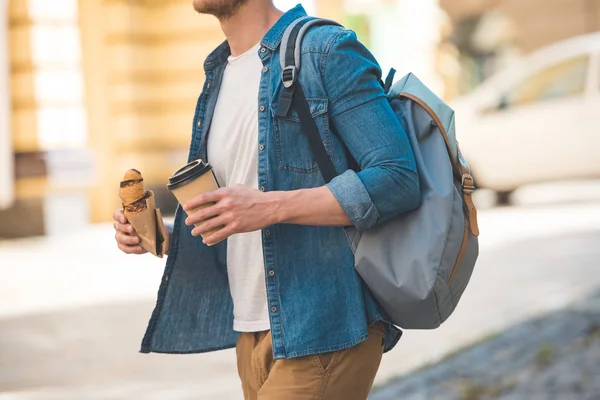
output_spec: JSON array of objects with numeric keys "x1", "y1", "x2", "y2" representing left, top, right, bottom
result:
[
  {"x1": 327, "y1": 169, "x2": 379, "y2": 231},
  {"x1": 323, "y1": 30, "x2": 420, "y2": 231}
]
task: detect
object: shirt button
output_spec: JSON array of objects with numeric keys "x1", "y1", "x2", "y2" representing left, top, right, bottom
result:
[
  {"x1": 265, "y1": 229, "x2": 271, "y2": 236},
  {"x1": 260, "y1": 47, "x2": 267, "y2": 53},
  {"x1": 206, "y1": 81, "x2": 211, "y2": 89},
  {"x1": 260, "y1": 186, "x2": 265, "y2": 192},
  {"x1": 259, "y1": 105, "x2": 266, "y2": 112},
  {"x1": 263, "y1": 67, "x2": 269, "y2": 73},
  {"x1": 271, "y1": 306, "x2": 277, "y2": 313},
  {"x1": 268, "y1": 270, "x2": 275, "y2": 277},
  {"x1": 196, "y1": 120, "x2": 202, "y2": 128},
  {"x1": 259, "y1": 144, "x2": 265, "y2": 151},
  {"x1": 165, "y1": 274, "x2": 169, "y2": 282}
]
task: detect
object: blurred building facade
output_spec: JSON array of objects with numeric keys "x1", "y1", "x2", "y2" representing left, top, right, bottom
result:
[
  {"x1": 3, "y1": 0, "x2": 91, "y2": 237},
  {"x1": 1, "y1": 0, "x2": 11, "y2": 212}
]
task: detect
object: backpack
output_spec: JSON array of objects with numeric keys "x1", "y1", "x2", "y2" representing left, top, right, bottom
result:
[{"x1": 275, "y1": 17, "x2": 481, "y2": 330}]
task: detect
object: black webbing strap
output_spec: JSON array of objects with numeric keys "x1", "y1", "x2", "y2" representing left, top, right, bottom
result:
[
  {"x1": 275, "y1": 17, "x2": 344, "y2": 183},
  {"x1": 384, "y1": 68, "x2": 397, "y2": 94},
  {"x1": 275, "y1": 18, "x2": 314, "y2": 118},
  {"x1": 274, "y1": 84, "x2": 295, "y2": 118},
  {"x1": 284, "y1": 19, "x2": 310, "y2": 69},
  {"x1": 293, "y1": 84, "x2": 337, "y2": 183}
]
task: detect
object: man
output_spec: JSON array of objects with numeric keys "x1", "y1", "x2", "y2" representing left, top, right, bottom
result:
[{"x1": 113, "y1": 1, "x2": 420, "y2": 398}]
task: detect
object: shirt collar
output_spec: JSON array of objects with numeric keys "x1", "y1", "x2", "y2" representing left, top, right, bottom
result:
[
  {"x1": 204, "y1": 4, "x2": 307, "y2": 70},
  {"x1": 260, "y1": 4, "x2": 307, "y2": 51},
  {"x1": 204, "y1": 41, "x2": 231, "y2": 70}
]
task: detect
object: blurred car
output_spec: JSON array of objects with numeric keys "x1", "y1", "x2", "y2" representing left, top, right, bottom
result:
[{"x1": 452, "y1": 33, "x2": 600, "y2": 204}]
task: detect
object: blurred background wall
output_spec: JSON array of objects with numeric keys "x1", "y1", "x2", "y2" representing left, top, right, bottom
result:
[
  {"x1": 1, "y1": 0, "x2": 11, "y2": 212},
  {"x1": 3, "y1": 0, "x2": 89, "y2": 237},
  {"x1": 1, "y1": 0, "x2": 599, "y2": 238}
]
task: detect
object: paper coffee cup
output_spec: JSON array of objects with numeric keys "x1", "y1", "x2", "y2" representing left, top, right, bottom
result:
[{"x1": 167, "y1": 159, "x2": 223, "y2": 242}]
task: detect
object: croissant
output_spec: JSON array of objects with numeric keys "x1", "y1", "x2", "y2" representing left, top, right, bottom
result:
[{"x1": 119, "y1": 169, "x2": 148, "y2": 214}]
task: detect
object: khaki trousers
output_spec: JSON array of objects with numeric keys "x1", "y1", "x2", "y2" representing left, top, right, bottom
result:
[{"x1": 236, "y1": 323, "x2": 385, "y2": 400}]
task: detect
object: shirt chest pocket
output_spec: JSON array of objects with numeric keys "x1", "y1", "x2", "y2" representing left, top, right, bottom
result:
[{"x1": 270, "y1": 98, "x2": 335, "y2": 174}]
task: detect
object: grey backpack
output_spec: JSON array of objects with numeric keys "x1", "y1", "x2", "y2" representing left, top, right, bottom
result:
[{"x1": 276, "y1": 18, "x2": 480, "y2": 329}]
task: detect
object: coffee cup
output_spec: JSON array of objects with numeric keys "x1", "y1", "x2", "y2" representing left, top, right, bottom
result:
[{"x1": 167, "y1": 159, "x2": 223, "y2": 242}]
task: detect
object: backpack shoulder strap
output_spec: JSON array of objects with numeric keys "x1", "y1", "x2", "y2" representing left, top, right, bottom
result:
[
  {"x1": 275, "y1": 17, "x2": 342, "y2": 116},
  {"x1": 278, "y1": 17, "x2": 343, "y2": 85},
  {"x1": 278, "y1": 15, "x2": 312, "y2": 79},
  {"x1": 275, "y1": 17, "x2": 342, "y2": 183}
]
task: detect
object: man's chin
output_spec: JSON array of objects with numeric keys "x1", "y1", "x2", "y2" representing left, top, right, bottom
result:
[
  {"x1": 192, "y1": 0, "x2": 248, "y2": 19},
  {"x1": 192, "y1": 0, "x2": 209, "y2": 14}
]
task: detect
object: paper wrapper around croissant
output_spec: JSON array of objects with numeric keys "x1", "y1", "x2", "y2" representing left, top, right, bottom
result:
[{"x1": 124, "y1": 190, "x2": 168, "y2": 258}]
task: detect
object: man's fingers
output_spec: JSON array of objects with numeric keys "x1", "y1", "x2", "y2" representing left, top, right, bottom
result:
[
  {"x1": 129, "y1": 246, "x2": 146, "y2": 254},
  {"x1": 114, "y1": 221, "x2": 135, "y2": 234},
  {"x1": 113, "y1": 221, "x2": 133, "y2": 234},
  {"x1": 114, "y1": 209, "x2": 145, "y2": 255},
  {"x1": 118, "y1": 243, "x2": 145, "y2": 254},
  {"x1": 191, "y1": 214, "x2": 228, "y2": 237},
  {"x1": 202, "y1": 225, "x2": 235, "y2": 246},
  {"x1": 183, "y1": 189, "x2": 225, "y2": 212},
  {"x1": 186, "y1": 204, "x2": 220, "y2": 226},
  {"x1": 113, "y1": 209, "x2": 127, "y2": 224},
  {"x1": 116, "y1": 232, "x2": 140, "y2": 246}
]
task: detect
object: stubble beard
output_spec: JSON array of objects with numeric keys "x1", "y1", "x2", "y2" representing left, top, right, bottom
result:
[{"x1": 193, "y1": 0, "x2": 250, "y2": 20}]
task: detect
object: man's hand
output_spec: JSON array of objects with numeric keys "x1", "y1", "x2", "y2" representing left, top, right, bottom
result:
[
  {"x1": 113, "y1": 209, "x2": 147, "y2": 255},
  {"x1": 184, "y1": 184, "x2": 280, "y2": 246}
]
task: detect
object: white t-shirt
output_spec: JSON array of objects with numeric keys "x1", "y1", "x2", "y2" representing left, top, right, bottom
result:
[{"x1": 207, "y1": 43, "x2": 270, "y2": 333}]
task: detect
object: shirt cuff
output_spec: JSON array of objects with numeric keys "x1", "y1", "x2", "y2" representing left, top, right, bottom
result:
[{"x1": 326, "y1": 169, "x2": 379, "y2": 231}]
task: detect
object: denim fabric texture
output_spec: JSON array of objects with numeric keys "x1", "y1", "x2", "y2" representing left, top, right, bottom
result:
[{"x1": 140, "y1": 4, "x2": 420, "y2": 360}]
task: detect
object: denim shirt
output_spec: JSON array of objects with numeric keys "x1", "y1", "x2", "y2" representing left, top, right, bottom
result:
[{"x1": 141, "y1": 5, "x2": 420, "y2": 359}]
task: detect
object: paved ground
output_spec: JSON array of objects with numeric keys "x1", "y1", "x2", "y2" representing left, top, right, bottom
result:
[
  {"x1": 1, "y1": 182, "x2": 600, "y2": 399},
  {"x1": 371, "y1": 291, "x2": 600, "y2": 400}
]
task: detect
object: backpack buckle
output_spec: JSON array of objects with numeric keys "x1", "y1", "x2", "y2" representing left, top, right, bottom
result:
[
  {"x1": 462, "y1": 174, "x2": 475, "y2": 194},
  {"x1": 282, "y1": 66, "x2": 297, "y2": 88}
]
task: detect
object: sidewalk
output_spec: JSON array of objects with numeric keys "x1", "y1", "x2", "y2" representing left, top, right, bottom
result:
[
  {"x1": 371, "y1": 291, "x2": 600, "y2": 399},
  {"x1": 0, "y1": 225, "x2": 165, "y2": 319}
]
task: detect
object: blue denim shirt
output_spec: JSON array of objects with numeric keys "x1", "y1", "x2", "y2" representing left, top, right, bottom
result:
[{"x1": 141, "y1": 5, "x2": 420, "y2": 359}]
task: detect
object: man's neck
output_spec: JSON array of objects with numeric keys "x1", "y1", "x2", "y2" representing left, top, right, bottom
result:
[{"x1": 220, "y1": 0, "x2": 283, "y2": 57}]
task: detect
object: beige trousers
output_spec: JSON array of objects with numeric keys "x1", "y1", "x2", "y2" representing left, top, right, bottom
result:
[{"x1": 236, "y1": 323, "x2": 385, "y2": 400}]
